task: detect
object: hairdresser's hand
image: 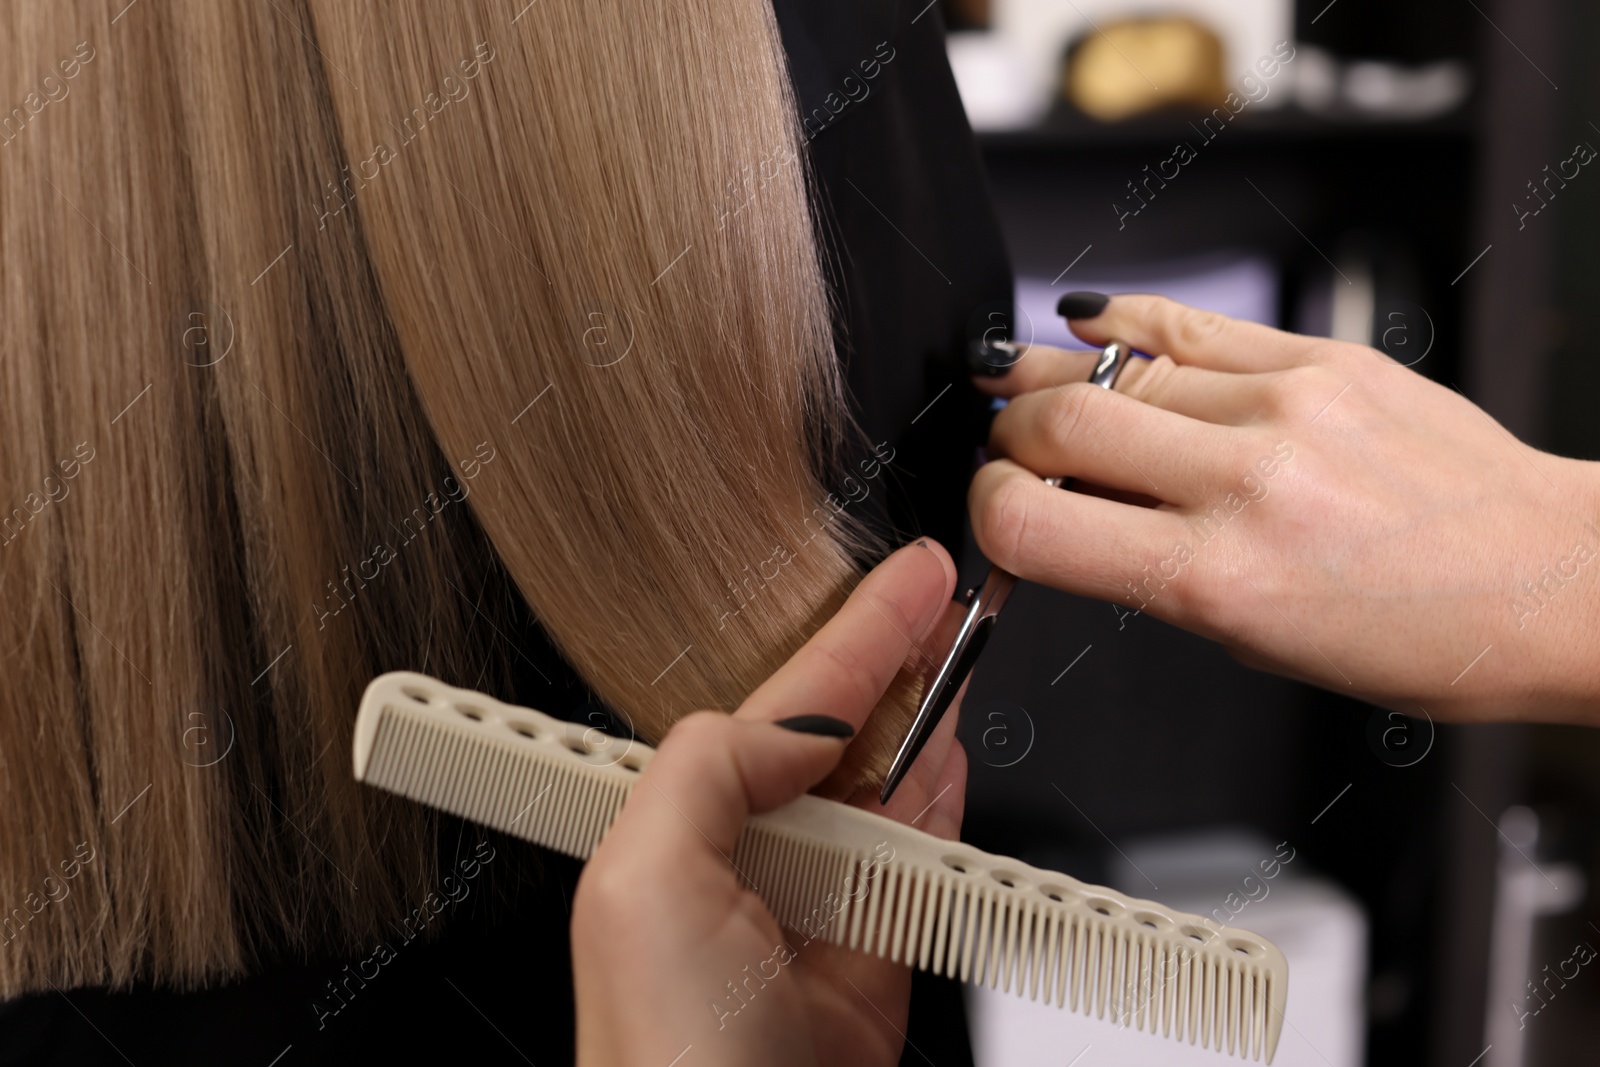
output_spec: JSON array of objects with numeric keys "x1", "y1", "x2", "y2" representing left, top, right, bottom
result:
[
  {"x1": 969, "y1": 293, "x2": 1600, "y2": 725},
  {"x1": 571, "y1": 540, "x2": 967, "y2": 1067}
]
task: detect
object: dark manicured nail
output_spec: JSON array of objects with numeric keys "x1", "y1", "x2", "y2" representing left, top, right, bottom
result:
[
  {"x1": 966, "y1": 338, "x2": 1022, "y2": 377},
  {"x1": 1056, "y1": 291, "x2": 1110, "y2": 320},
  {"x1": 774, "y1": 715, "x2": 855, "y2": 739}
]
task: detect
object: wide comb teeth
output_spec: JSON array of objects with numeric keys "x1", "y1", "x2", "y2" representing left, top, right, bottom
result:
[{"x1": 354, "y1": 672, "x2": 1288, "y2": 1062}]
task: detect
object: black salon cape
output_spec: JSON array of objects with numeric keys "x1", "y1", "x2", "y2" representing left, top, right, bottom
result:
[{"x1": 0, "y1": 2, "x2": 1010, "y2": 1063}]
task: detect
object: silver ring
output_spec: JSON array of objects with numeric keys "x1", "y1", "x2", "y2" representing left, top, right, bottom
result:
[{"x1": 1088, "y1": 339, "x2": 1133, "y2": 390}]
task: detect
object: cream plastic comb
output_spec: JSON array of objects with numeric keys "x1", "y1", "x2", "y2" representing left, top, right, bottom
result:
[{"x1": 354, "y1": 671, "x2": 1288, "y2": 1061}]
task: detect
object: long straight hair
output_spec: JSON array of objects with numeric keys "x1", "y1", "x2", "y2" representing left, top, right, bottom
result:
[{"x1": 0, "y1": 0, "x2": 918, "y2": 993}]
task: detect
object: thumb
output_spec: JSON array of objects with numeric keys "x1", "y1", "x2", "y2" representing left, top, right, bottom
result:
[{"x1": 628, "y1": 711, "x2": 851, "y2": 859}]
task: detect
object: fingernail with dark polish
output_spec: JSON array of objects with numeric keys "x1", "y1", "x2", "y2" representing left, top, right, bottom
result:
[
  {"x1": 774, "y1": 715, "x2": 856, "y2": 739},
  {"x1": 966, "y1": 338, "x2": 1022, "y2": 377},
  {"x1": 1056, "y1": 291, "x2": 1110, "y2": 320}
]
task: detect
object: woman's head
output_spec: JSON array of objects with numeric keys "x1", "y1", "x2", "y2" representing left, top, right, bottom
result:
[{"x1": 0, "y1": 0, "x2": 918, "y2": 993}]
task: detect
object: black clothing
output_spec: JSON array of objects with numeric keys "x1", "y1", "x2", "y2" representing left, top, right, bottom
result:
[{"x1": 775, "y1": 0, "x2": 1012, "y2": 552}]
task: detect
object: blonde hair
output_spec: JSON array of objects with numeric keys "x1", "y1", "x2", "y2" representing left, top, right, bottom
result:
[{"x1": 0, "y1": 0, "x2": 917, "y2": 993}]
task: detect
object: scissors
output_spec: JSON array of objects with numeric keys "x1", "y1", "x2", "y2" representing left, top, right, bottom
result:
[{"x1": 879, "y1": 338, "x2": 1137, "y2": 804}]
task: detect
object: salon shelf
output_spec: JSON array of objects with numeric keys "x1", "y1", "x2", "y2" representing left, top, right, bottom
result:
[{"x1": 975, "y1": 102, "x2": 1474, "y2": 154}]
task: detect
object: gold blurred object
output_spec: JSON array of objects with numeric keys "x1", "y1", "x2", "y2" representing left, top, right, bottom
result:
[
  {"x1": 948, "y1": 0, "x2": 990, "y2": 29},
  {"x1": 1065, "y1": 16, "x2": 1227, "y2": 122}
]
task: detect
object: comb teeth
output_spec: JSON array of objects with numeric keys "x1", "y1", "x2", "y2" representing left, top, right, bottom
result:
[{"x1": 354, "y1": 672, "x2": 1288, "y2": 1062}]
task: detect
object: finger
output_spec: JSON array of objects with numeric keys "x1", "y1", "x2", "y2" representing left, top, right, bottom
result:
[
  {"x1": 1068, "y1": 294, "x2": 1319, "y2": 373},
  {"x1": 607, "y1": 539, "x2": 957, "y2": 872},
  {"x1": 970, "y1": 458, "x2": 1191, "y2": 604},
  {"x1": 737, "y1": 539, "x2": 958, "y2": 731},
  {"x1": 1071, "y1": 481, "x2": 1164, "y2": 508},
  {"x1": 921, "y1": 596, "x2": 970, "y2": 690},
  {"x1": 970, "y1": 342, "x2": 1103, "y2": 399},
  {"x1": 989, "y1": 381, "x2": 1236, "y2": 506},
  {"x1": 977, "y1": 345, "x2": 1277, "y2": 428},
  {"x1": 912, "y1": 729, "x2": 966, "y2": 842},
  {"x1": 1116, "y1": 354, "x2": 1279, "y2": 426},
  {"x1": 615, "y1": 711, "x2": 852, "y2": 862}
]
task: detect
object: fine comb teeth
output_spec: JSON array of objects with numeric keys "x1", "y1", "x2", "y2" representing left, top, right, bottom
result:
[{"x1": 354, "y1": 671, "x2": 1288, "y2": 1062}]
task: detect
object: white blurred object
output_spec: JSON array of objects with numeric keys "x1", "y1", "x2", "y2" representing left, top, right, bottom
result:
[
  {"x1": 967, "y1": 828, "x2": 1367, "y2": 1067},
  {"x1": 1343, "y1": 59, "x2": 1471, "y2": 119},
  {"x1": 947, "y1": 31, "x2": 1052, "y2": 131},
  {"x1": 1291, "y1": 47, "x2": 1471, "y2": 119},
  {"x1": 1291, "y1": 46, "x2": 1341, "y2": 113},
  {"x1": 1483, "y1": 806, "x2": 1586, "y2": 1067},
  {"x1": 958, "y1": 0, "x2": 1292, "y2": 131},
  {"x1": 1329, "y1": 253, "x2": 1375, "y2": 346}
]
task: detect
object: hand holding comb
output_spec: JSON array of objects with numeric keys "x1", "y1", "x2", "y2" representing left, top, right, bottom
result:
[{"x1": 353, "y1": 671, "x2": 1288, "y2": 1061}]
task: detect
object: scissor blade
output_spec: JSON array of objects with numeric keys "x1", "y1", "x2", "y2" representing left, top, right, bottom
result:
[
  {"x1": 877, "y1": 341, "x2": 1129, "y2": 806},
  {"x1": 878, "y1": 611, "x2": 997, "y2": 805}
]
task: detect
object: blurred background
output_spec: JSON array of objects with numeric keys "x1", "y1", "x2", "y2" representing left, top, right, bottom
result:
[{"x1": 928, "y1": 1, "x2": 1600, "y2": 1065}]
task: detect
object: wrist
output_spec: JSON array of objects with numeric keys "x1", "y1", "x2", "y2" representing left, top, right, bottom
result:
[{"x1": 1522, "y1": 454, "x2": 1600, "y2": 726}]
